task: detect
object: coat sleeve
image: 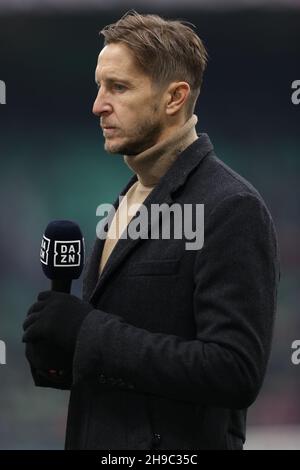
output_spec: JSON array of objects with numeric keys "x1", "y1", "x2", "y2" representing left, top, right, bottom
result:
[
  {"x1": 72, "y1": 193, "x2": 280, "y2": 409},
  {"x1": 25, "y1": 343, "x2": 72, "y2": 390}
]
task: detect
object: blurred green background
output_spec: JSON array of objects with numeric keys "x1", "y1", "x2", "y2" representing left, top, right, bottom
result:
[{"x1": 0, "y1": 5, "x2": 299, "y2": 449}]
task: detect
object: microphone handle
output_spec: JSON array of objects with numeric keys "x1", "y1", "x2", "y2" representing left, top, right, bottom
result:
[
  {"x1": 51, "y1": 278, "x2": 72, "y2": 293},
  {"x1": 46, "y1": 278, "x2": 73, "y2": 378}
]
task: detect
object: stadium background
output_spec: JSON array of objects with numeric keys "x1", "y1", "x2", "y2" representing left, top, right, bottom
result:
[{"x1": 0, "y1": 0, "x2": 299, "y2": 449}]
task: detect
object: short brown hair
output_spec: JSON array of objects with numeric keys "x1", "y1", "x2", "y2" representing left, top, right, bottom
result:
[{"x1": 100, "y1": 10, "x2": 208, "y2": 118}]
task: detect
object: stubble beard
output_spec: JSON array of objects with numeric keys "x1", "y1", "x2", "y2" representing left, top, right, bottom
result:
[{"x1": 104, "y1": 104, "x2": 164, "y2": 156}]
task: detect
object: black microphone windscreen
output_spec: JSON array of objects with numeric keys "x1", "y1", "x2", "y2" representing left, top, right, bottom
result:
[{"x1": 40, "y1": 220, "x2": 85, "y2": 281}]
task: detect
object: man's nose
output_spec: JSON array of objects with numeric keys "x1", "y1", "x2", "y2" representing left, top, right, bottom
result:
[{"x1": 92, "y1": 89, "x2": 112, "y2": 116}]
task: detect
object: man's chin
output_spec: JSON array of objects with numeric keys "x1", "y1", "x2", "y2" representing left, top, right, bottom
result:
[
  {"x1": 104, "y1": 139, "x2": 123, "y2": 155},
  {"x1": 104, "y1": 136, "x2": 136, "y2": 155}
]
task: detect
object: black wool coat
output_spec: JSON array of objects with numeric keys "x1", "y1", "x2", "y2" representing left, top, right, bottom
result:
[{"x1": 30, "y1": 134, "x2": 280, "y2": 450}]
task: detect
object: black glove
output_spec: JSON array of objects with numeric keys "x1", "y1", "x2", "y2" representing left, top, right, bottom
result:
[
  {"x1": 25, "y1": 340, "x2": 72, "y2": 374},
  {"x1": 22, "y1": 291, "x2": 93, "y2": 367}
]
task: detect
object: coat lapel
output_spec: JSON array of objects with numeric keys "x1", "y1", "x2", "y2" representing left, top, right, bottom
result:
[
  {"x1": 84, "y1": 133, "x2": 213, "y2": 304},
  {"x1": 82, "y1": 174, "x2": 137, "y2": 301}
]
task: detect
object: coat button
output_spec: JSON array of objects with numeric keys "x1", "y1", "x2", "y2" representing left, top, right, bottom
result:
[
  {"x1": 99, "y1": 373, "x2": 107, "y2": 384},
  {"x1": 151, "y1": 433, "x2": 161, "y2": 448}
]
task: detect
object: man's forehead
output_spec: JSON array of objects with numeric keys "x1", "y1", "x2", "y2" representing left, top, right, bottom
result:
[
  {"x1": 95, "y1": 43, "x2": 152, "y2": 86},
  {"x1": 97, "y1": 44, "x2": 143, "y2": 74},
  {"x1": 95, "y1": 65, "x2": 134, "y2": 83}
]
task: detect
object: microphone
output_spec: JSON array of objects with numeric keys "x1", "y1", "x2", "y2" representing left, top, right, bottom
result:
[
  {"x1": 40, "y1": 220, "x2": 85, "y2": 293},
  {"x1": 39, "y1": 220, "x2": 85, "y2": 379}
]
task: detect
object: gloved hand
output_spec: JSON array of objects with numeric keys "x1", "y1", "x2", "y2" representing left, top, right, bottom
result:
[
  {"x1": 25, "y1": 340, "x2": 72, "y2": 374},
  {"x1": 22, "y1": 291, "x2": 93, "y2": 367}
]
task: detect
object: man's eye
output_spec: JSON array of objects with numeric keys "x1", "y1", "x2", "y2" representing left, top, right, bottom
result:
[{"x1": 114, "y1": 84, "x2": 126, "y2": 91}]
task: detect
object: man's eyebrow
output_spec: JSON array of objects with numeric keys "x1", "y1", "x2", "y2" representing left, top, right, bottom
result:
[{"x1": 95, "y1": 76, "x2": 133, "y2": 86}]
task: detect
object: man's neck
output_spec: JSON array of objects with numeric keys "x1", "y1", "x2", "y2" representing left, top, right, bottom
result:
[{"x1": 123, "y1": 114, "x2": 198, "y2": 187}]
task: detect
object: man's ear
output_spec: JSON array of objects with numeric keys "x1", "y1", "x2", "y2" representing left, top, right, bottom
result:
[{"x1": 165, "y1": 82, "x2": 190, "y2": 116}]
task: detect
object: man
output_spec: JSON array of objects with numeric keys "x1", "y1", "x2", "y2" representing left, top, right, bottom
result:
[{"x1": 23, "y1": 11, "x2": 279, "y2": 450}]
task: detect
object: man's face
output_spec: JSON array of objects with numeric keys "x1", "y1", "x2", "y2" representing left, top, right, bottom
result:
[{"x1": 93, "y1": 42, "x2": 167, "y2": 156}]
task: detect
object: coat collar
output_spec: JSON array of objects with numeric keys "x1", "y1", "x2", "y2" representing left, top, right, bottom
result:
[{"x1": 84, "y1": 133, "x2": 213, "y2": 304}]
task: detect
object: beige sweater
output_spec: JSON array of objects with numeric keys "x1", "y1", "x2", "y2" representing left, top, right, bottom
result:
[{"x1": 99, "y1": 114, "x2": 198, "y2": 274}]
